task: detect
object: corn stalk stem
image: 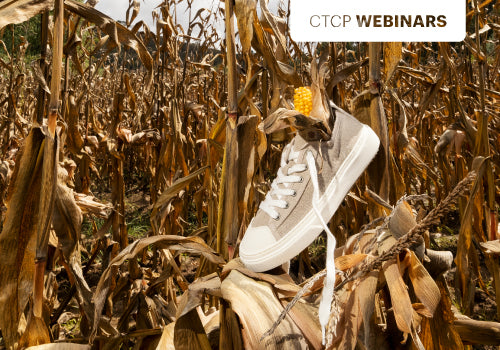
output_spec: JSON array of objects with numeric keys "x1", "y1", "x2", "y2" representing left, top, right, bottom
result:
[
  {"x1": 220, "y1": 0, "x2": 239, "y2": 255},
  {"x1": 262, "y1": 67, "x2": 269, "y2": 119},
  {"x1": 33, "y1": 259, "x2": 46, "y2": 318},
  {"x1": 368, "y1": 42, "x2": 381, "y2": 86},
  {"x1": 61, "y1": 53, "x2": 70, "y2": 123},
  {"x1": 225, "y1": 0, "x2": 238, "y2": 115},
  {"x1": 216, "y1": 135, "x2": 227, "y2": 255},
  {"x1": 473, "y1": 0, "x2": 489, "y2": 158},
  {"x1": 111, "y1": 94, "x2": 128, "y2": 250},
  {"x1": 35, "y1": 11, "x2": 49, "y2": 125},
  {"x1": 472, "y1": 0, "x2": 497, "y2": 240},
  {"x1": 473, "y1": 0, "x2": 487, "y2": 154},
  {"x1": 367, "y1": 42, "x2": 390, "y2": 218},
  {"x1": 48, "y1": 0, "x2": 64, "y2": 136}
]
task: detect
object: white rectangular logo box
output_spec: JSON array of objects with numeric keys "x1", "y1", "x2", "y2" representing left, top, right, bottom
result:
[{"x1": 290, "y1": 0, "x2": 465, "y2": 42}]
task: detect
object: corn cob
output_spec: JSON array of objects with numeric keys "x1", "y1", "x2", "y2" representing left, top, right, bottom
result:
[{"x1": 293, "y1": 86, "x2": 312, "y2": 116}]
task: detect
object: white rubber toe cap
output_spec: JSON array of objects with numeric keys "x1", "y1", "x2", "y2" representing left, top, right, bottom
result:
[{"x1": 239, "y1": 224, "x2": 277, "y2": 272}]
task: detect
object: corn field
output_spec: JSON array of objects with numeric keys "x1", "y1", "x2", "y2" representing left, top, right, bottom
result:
[{"x1": 0, "y1": 0, "x2": 499, "y2": 349}]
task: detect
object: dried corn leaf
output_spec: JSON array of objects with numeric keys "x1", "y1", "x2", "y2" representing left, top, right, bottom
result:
[
  {"x1": 156, "y1": 322, "x2": 176, "y2": 350},
  {"x1": 130, "y1": 129, "x2": 161, "y2": 145},
  {"x1": 383, "y1": 42, "x2": 402, "y2": 83},
  {"x1": 358, "y1": 270, "x2": 379, "y2": 348},
  {"x1": 234, "y1": 0, "x2": 256, "y2": 55},
  {"x1": 453, "y1": 318, "x2": 500, "y2": 345},
  {"x1": 419, "y1": 280, "x2": 464, "y2": 350},
  {"x1": 408, "y1": 251, "x2": 441, "y2": 315},
  {"x1": 326, "y1": 281, "x2": 354, "y2": 346},
  {"x1": 335, "y1": 287, "x2": 363, "y2": 350},
  {"x1": 176, "y1": 273, "x2": 222, "y2": 319},
  {"x1": 221, "y1": 270, "x2": 308, "y2": 349},
  {"x1": 398, "y1": 66, "x2": 435, "y2": 84},
  {"x1": 456, "y1": 161, "x2": 486, "y2": 314},
  {"x1": 335, "y1": 253, "x2": 367, "y2": 271},
  {"x1": 126, "y1": 0, "x2": 140, "y2": 26},
  {"x1": 64, "y1": 0, "x2": 153, "y2": 86},
  {"x1": 19, "y1": 128, "x2": 57, "y2": 348},
  {"x1": 387, "y1": 89, "x2": 409, "y2": 151},
  {"x1": 388, "y1": 200, "x2": 425, "y2": 258},
  {"x1": 66, "y1": 93, "x2": 84, "y2": 154},
  {"x1": 64, "y1": 32, "x2": 84, "y2": 75},
  {"x1": 0, "y1": 127, "x2": 55, "y2": 348},
  {"x1": 18, "y1": 315, "x2": 50, "y2": 349},
  {"x1": 258, "y1": 0, "x2": 287, "y2": 55},
  {"x1": 74, "y1": 193, "x2": 112, "y2": 217},
  {"x1": 282, "y1": 299, "x2": 322, "y2": 349},
  {"x1": 35, "y1": 130, "x2": 58, "y2": 260},
  {"x1": 309, "y1": 58, "x2": 332, "y2": 134},
  {"x1": 258, "y1": 108, "x2": 329, "y2": 141},
  {"x1": 252, "y1": 8, "x2": 301, "y2": 87},
  {"x1": 413, "y1": 303, "x2": 433, "y2": 318},
  {"x1": 30, "y1": 60, "x2": 50, "y2": 95},
  {"x1": 236, "y1": 115, "x2": 258, "y2": 238},
  {"x1": 417, "y1": 60, "x2": 446, "y2": 117},
  {"x1": 327, "y1": 58, "x2": 368, "y2": 92},
  {"x1": 221, "y1": 258, "x2": 300, "y2": 297},
  {"x1": 151, "y1": 166, "x2": 208, "y2": 232},
  {"x1": 156, "y1": 6, "x2": 177, "y2": 39},
  {"x1": 52, "y1": 164, "x2": 82, "y2": 256},
  {"x1": 174, "y1": 309, "x2": 212, "y2": 350},
  {"x1": 0, "y1": 0, "x2": 53, "y2": 30},
  {"x1": 92, "y1": 235, "x2": 224, "y2": 338},
  {"x1": 434, "y1": 128, "x2": 457, "y2": 155},
  {"x1": 383, "y1": 260, "x2": 413, "y2": 334},
  {"x1": 219, "y1": 300, "x2": 244, "y2": 350},
  {"x1": 351, "y1": 90, "x2": 372, "y2": 126},
  {"x1": 123, "y1": 73, "x2": 136, "y2": 111},
  {"x1": 424, "y1": 249, "x2": 454, "y2": 278},
  {"x1": 480, "y1": 240, "x2": 500, "y2": 254}
]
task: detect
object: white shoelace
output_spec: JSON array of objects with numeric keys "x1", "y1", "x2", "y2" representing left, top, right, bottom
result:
[
  {"x1": 306, "y1": 151, "x2": 336, "y2": 346},
  {"x1": 259, "y1": 144, "x2": 307, "y2": 219},
  {"x1": 260, "y1": 143, "x2": 336, "y2": 345}
]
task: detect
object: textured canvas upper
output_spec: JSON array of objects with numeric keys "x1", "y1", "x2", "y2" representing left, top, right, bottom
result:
[
  {"x1": 240, "y1": 104, "x2": 380, "y2": 344},
  {"x1": 248, "y1": 107, "x2": 365, "y2": 241}
]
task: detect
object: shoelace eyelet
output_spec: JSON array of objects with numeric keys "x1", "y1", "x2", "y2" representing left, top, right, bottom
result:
[
  {"x1": 273, "y1": 214, "x2": 280, "y2": 221},
  {"x1": 291, "y1": 190, "x2": 297, "y2": 197},
  {"x1": 298, "y1": 176, "x2": 304, "y2": 183},
  {"x1": 283, "y1": 202, "x2": 289, "y2": 209}
]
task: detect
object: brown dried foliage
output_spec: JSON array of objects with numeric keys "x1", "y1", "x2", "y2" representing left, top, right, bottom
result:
[{"x1": 0, "y1": 0, "x2": 499, "y2": 349}]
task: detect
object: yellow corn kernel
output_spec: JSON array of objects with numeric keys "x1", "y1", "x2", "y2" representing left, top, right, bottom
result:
[{"x1": 293, "y1": 86, "x2": 312, "y2": 116}]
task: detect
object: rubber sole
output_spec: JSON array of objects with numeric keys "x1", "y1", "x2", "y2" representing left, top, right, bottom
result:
[{"x1": 240, "y1": 124, "x2": 380, "y2": 272}]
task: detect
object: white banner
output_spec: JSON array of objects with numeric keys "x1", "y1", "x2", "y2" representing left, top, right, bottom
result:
[{"x1": 289, "y1": 0, "x2": 465, "y2": 42}]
